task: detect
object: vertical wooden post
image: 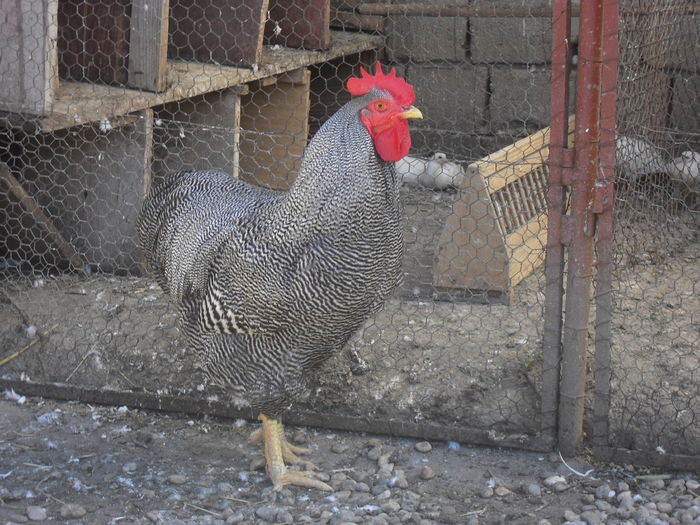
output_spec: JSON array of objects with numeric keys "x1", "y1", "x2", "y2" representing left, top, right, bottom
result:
[
  {"x1": 542, "y1": 0, "x2": 572, "y2": 441},
  {"x1": 558, "y1": 0, "x2": 609, "y2": 456},
  {"x1": 0, "y1": 0, "x2": 58, "y2": 115},
  {"x1": 128, "y1": 0, "x2": 170, "y2": 92}
]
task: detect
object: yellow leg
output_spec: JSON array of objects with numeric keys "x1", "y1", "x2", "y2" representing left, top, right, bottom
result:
[{"x1": 252, "y1": 414, "x2": 332, "y2": 491}]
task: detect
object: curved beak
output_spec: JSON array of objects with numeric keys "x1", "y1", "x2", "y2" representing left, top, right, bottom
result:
[{"x1": 399, "y1": 106, "x2": 423, "y2": 120}]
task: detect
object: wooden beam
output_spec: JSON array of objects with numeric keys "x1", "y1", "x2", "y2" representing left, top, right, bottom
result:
[
  {"x1": 0, "y1": 163, "x2": 84, "y2": 269},
  {"x1": 331, "y1": 9, "x2": 385, "y2": 32},
  {"x1": 128, "y1": 0, "x2": 170, "y2": 92}
]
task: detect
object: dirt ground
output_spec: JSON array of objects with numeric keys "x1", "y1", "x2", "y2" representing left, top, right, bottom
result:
[
  {"x1": 0, "y1": 183, "x2": 698, "y2": 524},
  {"x1": 2, "y1": 393, "x2": 698, "y2": 525}
]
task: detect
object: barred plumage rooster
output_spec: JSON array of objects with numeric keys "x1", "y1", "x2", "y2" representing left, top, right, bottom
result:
[{"x1": 138, "y1": 63, "x2": 421, "y2": 491}]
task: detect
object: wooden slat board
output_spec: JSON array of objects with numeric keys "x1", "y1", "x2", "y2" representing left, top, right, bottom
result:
[
  {"x1": 0, "y1": 0, "x2": 58, "y2": 115},
  {"x1": 0, "y1": 163, "x2": 84, "y2": 269},
  {"x1": 266, "y1": 0, "x2": 332, "y2": 50},
  {"x1": 128, "y1": 0, "x2": 170, "y2": 92},
  {"x1": 433, "y1": 165, "x2": 510, "y2": 292},
  {"x1": 32, "y1": 32, "x2": 382, "y2": 131},
  {"x1": 168, "y1": 0, "x2": 269, "y2": 67},
  {"x1": 57, "y1": 0, "x2": 131, "y2": 85}
]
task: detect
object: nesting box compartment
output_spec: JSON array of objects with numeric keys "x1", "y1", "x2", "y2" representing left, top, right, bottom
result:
[{"x1": 434, "y1": 118, "x2": 575, "y2": 295}]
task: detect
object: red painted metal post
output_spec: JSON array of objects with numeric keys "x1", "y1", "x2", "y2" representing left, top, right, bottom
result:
[
  {"x1": 542, "y1": 0, "x2": 572, "y2": 440},
  {"x1": 592, "y1": 0, "x2": 619, "y2": 451},
  {"x1": 558, "y1": 0, "x2": 608, "y2": 456}
]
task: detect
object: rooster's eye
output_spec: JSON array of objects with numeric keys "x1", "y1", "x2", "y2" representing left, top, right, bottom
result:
[{"x1": 374, "y1": 101, "x2": 388, "y2": 112}]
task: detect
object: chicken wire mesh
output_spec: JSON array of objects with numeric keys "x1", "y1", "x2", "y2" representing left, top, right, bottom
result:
[
  {"x1": 1, "y1": 0, "x2": 694, "y2": 463},
  {"x1": 591, "y1": 1, "x2": 699, "y2": 463},
  {"x1": 0, "y1": 0, "x2": 563, "y2": 451}
]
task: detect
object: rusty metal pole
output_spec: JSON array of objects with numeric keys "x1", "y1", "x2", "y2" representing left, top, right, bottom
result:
[
  {"x1": 592, "y1": 0, "x2": 619, "y2": 451},
  {"x1": 542, "y1": 0, "x2": 572, "y2": 441},
  {"x1": 558, "y1": 0, "x2": 606, "y2": 456}
]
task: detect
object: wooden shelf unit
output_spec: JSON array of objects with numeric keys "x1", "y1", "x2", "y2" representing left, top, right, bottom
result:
[{"x1": 0, "y1": 1, "x2": 382, "y2": 272}]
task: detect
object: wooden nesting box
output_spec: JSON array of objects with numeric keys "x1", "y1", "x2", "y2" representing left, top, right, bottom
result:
[{"x1": 434, "y1": 117, "x2": 575, "y2": 295}]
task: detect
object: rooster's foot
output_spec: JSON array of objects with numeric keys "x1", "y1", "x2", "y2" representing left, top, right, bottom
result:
[{"x1": 253, "y1": 414, "x2": 332, "y2": 492}]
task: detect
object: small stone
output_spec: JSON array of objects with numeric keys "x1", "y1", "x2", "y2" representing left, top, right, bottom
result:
[
  {"x1": 581, "y1": 493, "x2": 595, "y2": 504},
  {"x1": 331, "y1": 442, "x2": 349, "y2": 454},
  {"x1": 538, "y1": 520, "x2": 552, "y2": 525},
  {"x1": 656, "y1": 502, "x2": 673, "y2": 513},
  {"x1": 420, "y1": 466, "x2": 436, "y2": 480},
  {"x1": 594, "y1": 500, "x2": 612, "y2": 511},
  {"x1": 59, "y1": 504, "x2": 86, "y2": 520},
  {"x1": 225, "y1": 513, "x2": 244, "y2": 524},
  {"x1": 378, "y1": 453, "x2": 392, "y2": 466},
  {"x1": 376, "y1": 489, "x2": 391, "y2": 500},
  {"x1": 122, "y1": 462, "x2": 137, "y2": 473},
  {"x1": 415, "y1": 441, "x2": 432, "y2": 453},
  {"x1": 495, "y1": 486, "x2": 512, "y2": 497},
  {"x1": 686, "y1": 479, "x2": 699, "y2": 491},
  {"x1": 168, "y1": 474, "x2": 187, "y2": 485},
  {"x1": 553, "y1": 481, "x2": 569, "y2": 492},
  {"x1": 595, "y1": 484, "x2": 613, "y2": 499},
  {"x1": 617, "y1": 482, "x2": 630, "y2": 492},
  {"x1": 26, "y1": 507, "x2": 47, "y2": 522},
  {"x1": 367, "y1": 438, "x2": 382, "y2": 448},
  {"x1": 649, "y1": 479, "x2": 666, "y2": 490},
  {"x1": 255, "y1": 505, "x2": 279, "y2": 521},
  {"x1": 526, "y1": 484, "x2": 542, "y2": 497},
  {"x1": 276, "y1": 510, "x2": 293, "y2": 523},
  {"x1": 544, "y1": 475, "x2": 566, "y2": 486},
  {"x1": 367, "y1": 447, "x2": 383, "y2": 461},
  {"x1": 355, "y1": 482, "x2": 371, "y2": 492},
  {"x1": 382, "y1": 500, "x2": 401, "y2": 513},
  {"x1": 580, "y1": 510, "x2": 602, "y2": 525},
  {"x1": 290, "y1": 430, "x2": 308, "y2": 444},
  {"x1": 564, "y1": 509, "x2": 580, "y2": 521},
  {"x1": 480, "y1": 487, "x2": 494, "y2": 499}
]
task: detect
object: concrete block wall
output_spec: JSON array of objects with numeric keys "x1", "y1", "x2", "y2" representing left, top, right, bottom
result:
[{"x1": 382, "y1": 9, "x2": 579, "y2": 161}]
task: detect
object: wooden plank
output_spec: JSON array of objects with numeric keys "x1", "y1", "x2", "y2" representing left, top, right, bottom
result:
[
  {"x1": 0, "y1": 0, "x2": 58, "y2": 115},
  {"x1": 128, "y1": 0, "x2": 170, "y2": 92},
  {"x1": 238, "y1": 68, "x2": 311, "y2": 190},
  {"x1": 331, "y1": 9, "x2": 385, "y2": 32},
  {"x1": 0, "y1": 163, "x2": 84, "y2": 269},
  {"x1": 168, "y1": 0, "x2": 269, "y2": 67},
  {"x1": 266, "y1": 0, "x2": 331, "y2": 50},
  {"x1": 57, "y1": 0, "x2": 131, "y2": 85},
  {"x1": 34, "y1": 32, "x2": 382, "y2": 131},
  {"x1": 433, "y1": 165, "x2": 509, "y2": 293},
  {"x1": 482, "y1": 151, "x2": 551, "y2": 195}
]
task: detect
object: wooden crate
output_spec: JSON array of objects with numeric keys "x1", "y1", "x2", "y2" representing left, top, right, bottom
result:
[
  {"x1": 57, "y1": 0, "x2": 169, "y2": 91},
  {"x1": 433, "y1": 117, "x2": 575, "y2": 295}
]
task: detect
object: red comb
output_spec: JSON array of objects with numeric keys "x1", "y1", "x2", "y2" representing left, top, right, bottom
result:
[{"x1": 347, "y1": 62, "x2": 415, "y2": 107}]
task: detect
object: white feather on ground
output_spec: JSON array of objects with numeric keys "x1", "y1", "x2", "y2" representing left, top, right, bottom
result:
[{"x1": 395, "y1": 152, "x2": 464, "y2": 190}]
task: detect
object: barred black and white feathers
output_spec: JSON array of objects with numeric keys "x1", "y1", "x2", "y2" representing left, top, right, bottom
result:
[{"x1": 138, "y1": 92, "x2": 405, "y2": 416}]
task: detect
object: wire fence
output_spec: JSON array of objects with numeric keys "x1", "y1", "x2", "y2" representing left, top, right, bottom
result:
[
  {"x1": 0, "y1": 0, "x2": 697, "y2": 468},
  {"x1": 591, "y1": 0, "x2": 700, "y2": 465}
]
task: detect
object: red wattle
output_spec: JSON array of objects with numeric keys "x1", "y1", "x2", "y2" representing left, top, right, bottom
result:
[{"x1": 373, "y1": 120, "x2": 411, "y2": 162}]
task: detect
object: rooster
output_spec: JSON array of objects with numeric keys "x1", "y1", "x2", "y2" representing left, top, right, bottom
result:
[{"x1": 138, "y1": 63, "x2": 421, "y2": 491}]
